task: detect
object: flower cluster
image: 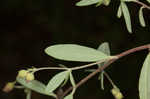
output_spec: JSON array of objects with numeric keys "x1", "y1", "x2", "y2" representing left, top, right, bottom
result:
[{"x1": 17, "y1": 69, "x2": 35, "y2": 82}]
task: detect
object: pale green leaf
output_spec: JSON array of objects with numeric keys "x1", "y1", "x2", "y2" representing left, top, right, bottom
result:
[
  {"x1": 139, "y1": 53, "x2": 150, "y2": 99},
  {"x1": 103, "y1": 0, "x2": 111, "y2": 6},
  {"x1": 64, "y1": 94, "x2": 73, "y2": 99},
  {"x1": 97, "y1": 42, "x2": 110, "y2": 67},
  {"x1": 98, "y1": 71, "x2": 104, "y2": 90},
  {"x1": 45, "y1": 71, "x2": 69, "y2": 93},
  {"x1": 26, "y1": 89, "x2": 31, "y2": 99},
  {"x1": 97, "y1": 42, "x2": 110, "y2": 55},
  {"x1": 63, "y1": 72, "x2": 76, "y2": 99},
  {"x1": 117, "y1": 5, "x2": 122, "y2": 18},
  {"x1": 96, "y1": 0, "x2": 103, "y2": 7},
  {"x1": 123, "y1": 0, "x2": 136, "y2": 2},
  {"x1": 70, "y1": 72, "x2": 76, "y2": 88},
  {"x1": 16, "y1": 77, "x2": 56, "y2": 98},
  {"x1": 61, "y1": 74, "x2": 70, "y2": 87},
  {"x1": 76, "y1": 0, "x2": 100, "y2": 6},
  {"x1": 121, "y1": 2, "x2": 132, "y2": 33},
  {"x1": 101, "y1": 71, "x2": 104, "y2": 90},
  {"x1": 97, "y1": 42, "x2": 110, "y2": 90},
  {"x1": 69, "y1": 72, "x2": 76, "y2": 95},
  {"x1": 146, "y1": 0, "x2": 150, "y2": 3},
  {"x1": 139, "y1": 7, "x2": 146, "y2": 27},
  {"x1": 45, "y1": 44, "x2": 110, "y2": 62}
]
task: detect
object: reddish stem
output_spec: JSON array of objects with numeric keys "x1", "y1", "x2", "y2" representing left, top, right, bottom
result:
[{"x1": 60, "y1": 44, "x2": 150, "y2": 98}]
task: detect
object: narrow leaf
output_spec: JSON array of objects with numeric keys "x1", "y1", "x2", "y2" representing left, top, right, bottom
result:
[
  {"x1": 139, "y1": 7, "x2": 146, "y2": 27},
  {"x1": 97, "y1": 42, "x2": 110, "y2": 55},
  {"x1": 98, "y1": 71, "x2": 104, "y2": 90},
  {"x1": 45, "y1": 44, "x2": 110, "y2": 62},
  {"x1": 96, "y1": 0, "x2": 103, "y2": 7},
  {"x1": 61, "y1": 74, "x2": 70, "y2": 87},
  {"x1": 16, "y1": 77, "x2": 56, "y2": 98},
  {"x1": 117, "y1": 5, "x2": 122, "y2": 18},
  {"x1": 103, "y1": 0, "x2": 111, "y2": 6},
  {"x1": 100, "y1": 71, "x2": 104, "y2": 90},
  {"x1": 70, "y1": 72, "x2": 76, "y2": 88},
  {"x1": 76, "y1": 0, "x2": 100, "y2": 6},
  {"x1": 97, "y1": 42, "x2": 110, "y2": 67},
  {"x1": 123, "y1": 0, "x2": 136, "y2": 2},
  {"x1": 70, "y1": 72, "x2": 76, "y2": 95},
  {"x1": 45, "y1": 71, "x2": 69, "y2": 93},
  {"x1": 26, "y1": 89, "x2": 31, "y2": 99},
  {"x1": 63, "y1": 72, "x2": 76, "y2": 99},
  {"x1": 146, "y1": 0, "x2": 150, "y2": 3},
  {"x1": 121, "y1": 2, "x2": 132, "y2": 33},
  {"x1": 139, "y1": 53, "x2": 150, "y2": 99},
  {"x1": 97, "y1": 42, "x2": 110, "y2": 90},
  {"x1": 64, "y1": 94, "x2": 73, "y2": 99}
]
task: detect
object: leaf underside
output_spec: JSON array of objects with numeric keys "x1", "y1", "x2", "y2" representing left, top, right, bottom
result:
[
  {"x1": 16, "y1": 77, "x2": 56, "y2": 98},
  {"x1": 45, "y1": 71, "x2": 69, "y2": 93},
  {"x1": 45, "y1": 44, "x2": 109, "y2": 62},
  {"x1": 139, "y1": 53, "x2": 150, "y2": 99},
  {"x1": 121, "y1": 2, "x2": 132, "y2": 33}
]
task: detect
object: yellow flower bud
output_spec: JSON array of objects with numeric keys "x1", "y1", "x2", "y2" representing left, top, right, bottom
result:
[
  {"x1": 3, "y1": 82, "x2": 15, "y2": 93},
  {"x1": 26, "y1": 73, "x2": 34, "y2": 82},
  {"x1": 115, "y1": 92, "x2": 123, "y2": 99},
  {"x1": 17, "y1": 70, "x2": 28, "y2": 78},
  {"x1": 111, "y1": 88, "x2": 123, "y2": 99}
]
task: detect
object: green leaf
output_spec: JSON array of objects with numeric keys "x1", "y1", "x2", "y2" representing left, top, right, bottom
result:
[
  {"x1": 16, "y1": 77, "x2": 56, "y2": 98},
  {"x1": 121, "y1": 2, "x2": 132, "y2": 33},
  {"x1": 61, "y1": 74, "x2": 70, "y2": 87},
  {"x1": 103, "y1": 0, "x2": 111, "y2": 6},
  {"x1": 76, "y1": 0, "x2": 100, "y2": 6},
  {"x1": 97, "y1": 42, "x2": 110, "y2": 55},
  {"x1": 26, "y1": 89, "x2": 31, "y2": 99},
  {"x1": 139, "y1": 53, "x2": 150, "y2": 99},
  {"x1": 98, "y1": 71, "x2": 104, "y2": 90},
  {"x1": 146, "y1": 0, "x2": 150, "y2": 3},
  {"x1": 45, "y1": 44, "x2": 110, "y2": 62},
  {"x1": 139, "y1": 7, "x2": 146, "y2": 27},
  {"x1": 64, "y1": 94, "x2": 73, "y2": 99},
  {"x1": 122, "y1": 0, "x2": 136, "y2": 2},
  {"x1": 69, "y1": 72, "x2": 76, "y2": 95},
  {"x1": 45, "y1": 71, "x2": 69, "y2": 93},
  {"x1": 63, "y1": 72, "x2": 76, "y2": 99},
  {"x1": 97, "y1": 42, "x2": 110, "y2": 67},
  {"x1": 70, "y1": 72, "x2": 76, "y2": 88},
  {"x1": 117, "y1": 5, "x2": 122, "y2": 18},
  {"x1": 97, "y1": 42, "x2": 110, "y2": 90},
  {"x1": 96, "y1": 0, "x2": 103, "y2": 7}
]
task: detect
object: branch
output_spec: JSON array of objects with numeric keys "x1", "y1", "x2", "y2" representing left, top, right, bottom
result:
[
  {"x1": 60, "y1": 44, "x2": 150, "y2": 98},
  {"x1": 134, "y1": 0, "x2": 150, "y2": 10}
]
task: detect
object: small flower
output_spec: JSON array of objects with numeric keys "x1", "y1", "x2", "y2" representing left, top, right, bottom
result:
[
  {"x1": 111, "y1": 87, "x2": 123, "y2": 99},
  {"x1": 17, "y1": 70, "x2": 28, "y2": 78},
  {"x1": 3, "y1": 82, "x2": 15, "y2": 93},
  {"x1": 26, "y1": 73, "x2": 35, "y2": 82}
]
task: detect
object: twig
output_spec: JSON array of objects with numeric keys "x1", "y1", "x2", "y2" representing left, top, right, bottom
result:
[
  {"x1": 33, "y1": 67, "x2": 68, "y2": 73},
  {"x1": 71, "y1": 57, "x2": 116, "y2": 70},
  {"x1": 60, "y1": 59, "x2": 115, "y2": 98},
  {"x1": 60, "y1": 44, "x2": 150, "y2": 98},
  {"x1": 33, "y1": 57, "x2": 116, "y2": 73},
  {"x1": 134, "y1": 0, "x2": 150, "y2": 10}
]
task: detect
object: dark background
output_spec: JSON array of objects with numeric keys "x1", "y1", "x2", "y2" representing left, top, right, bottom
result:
[{"x1": 0, "y1": 0, "x2": 150, "y2": 99}]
